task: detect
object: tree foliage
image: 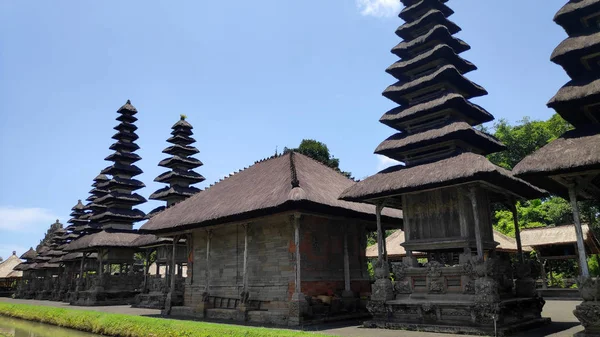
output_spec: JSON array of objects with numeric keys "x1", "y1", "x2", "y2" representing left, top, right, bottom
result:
[{"x1": 284, "y1": 139, "x2": 352, "y2": 178}]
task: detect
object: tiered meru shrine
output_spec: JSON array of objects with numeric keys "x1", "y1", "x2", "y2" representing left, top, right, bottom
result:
[{"x1": 6, "y1": 0, "x2": 600, "y2": 335}]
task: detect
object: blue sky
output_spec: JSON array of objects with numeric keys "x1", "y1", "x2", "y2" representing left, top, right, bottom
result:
[{"x1": 0, "y1": 0, "x2": 568, "y2": 259}]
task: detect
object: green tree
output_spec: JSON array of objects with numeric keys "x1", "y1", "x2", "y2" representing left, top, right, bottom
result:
[
  {"x1": 284, "y1": 139, "x2": 352, "y2": 178},
  {"x1": 487, "y1": 115, "x2": 571, "y2": 170}
]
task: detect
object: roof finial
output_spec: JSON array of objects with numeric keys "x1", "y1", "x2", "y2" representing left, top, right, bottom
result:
[
  {"x1": 12, "y1": 251, "x2": 16, "y2": 255},
  {"x1": 180, "y1": 114, "x2": 187, "y2": 120},
  {"x1": 275, "y1": 146, "x2": 278, "y2": 157},
  {"x1": 126, "y1": 99, "x2": 131, "y2": 104}
]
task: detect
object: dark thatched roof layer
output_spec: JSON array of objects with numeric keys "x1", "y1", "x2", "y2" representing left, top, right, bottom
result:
[
  {"x1": 554, "y1": 0, "x2": 600, "y2": 35},
  {"x1": 547, "y1": 77, "x2": 600, "y2": 127},
  {"x1": 400, "y1": 0, "x2": 448, "y2": 9},
  {"x1": 19, "y1": 248, "x2": 36, "y2": 260},
  {"x1": 340, "y1": 152, "x2": 546, "y2": 203},
  {"x1": 375, "y1": 121, "x2": 504, "y2": 159},
  {"x1": 386, "y1": 44, "x2": 476, "y2": 81},
  {"x1": 551, "y1": 31, "x2": 600, "y2": 78},
  {"x1": 141, "y1": 152, "x2": 402, "y2": 233},
  {"x1": 513, "y1": 127, "x2": 600, "y2": 197},
  {"x1": 379, "y1": 93, "x2": 493, "y2": 130},
  {"x1": 155, "y1": 169, "x2": 205, "y2": 184},
  {"x1": 149, "y1": 185, "x2": 201, "y2": 201},
  {"x1": 392, "y1": 25, "x2": 470, "y2": 59},
  {"x1": 65, "y1": 231, "x2": 142, "y2": 252},
  {"x1": 131, "y1": 234, "x2": 172, "y2": 248},
  {"x1": 118, "y1": 100, "x2": 137, "y2": 113},
  {"x1": 383, "y1": 65, "x2": 487, "y2": 105},
  {"x1": 400, "y1": 0, "x2": 452, "y2": 21},
  {"x1": 396, "y1": 9, "x2": 460, "y2": 40}
]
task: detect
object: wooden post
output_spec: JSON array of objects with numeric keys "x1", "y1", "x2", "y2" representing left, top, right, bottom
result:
[
  {"x1": 169, "y1": 236, "x2": 179, "y2": 305},
  {"x1": 205, "y1": 230, "x2": 212, "y2": 293},
  {"x1": 468, "y1": 187, "x2": 484, "y2": 259},
  {"x1": 98, "y1": 249, "x2": 103, "y2": 275},
  {"x1": 541, "y1": 258, "x2": 548, "y2": 289},
  {"x1": 568, "y1": 185, "x2": 590, "y2": 277},
  {"x1": 343, "y1": 226, "x2": 351, "y2": 293},
  {"x1": 293, "y1": 214, "x2": 302, "y2": 294},
  {"x1": 143, "y1": 250, "x2": 150, "y2": 292},
  {"x1": 242, "y1": 224, "x2": 249, "y2": 294},
  {"x1": 76, "y1": 253, "x2": 86, "y2": 292},
  {"x1": 376, "y1": 203, "x2": 384, "y2": 262},
  {"x1": 508, "y1": 200, "x2": 524, "y2": 263}
]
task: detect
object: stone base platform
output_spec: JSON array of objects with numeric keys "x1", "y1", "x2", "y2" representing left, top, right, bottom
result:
[
  {"x1": 71, "y1": 290, "x2": 140, "y2": 306},
  {"x1": 133, "y1": 292, "x2": 183, "y2": 309},
  {"x1": 365, "y1": 296, "x2": 549, "y2": 336}
]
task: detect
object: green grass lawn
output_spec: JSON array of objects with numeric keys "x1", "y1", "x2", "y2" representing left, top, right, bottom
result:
[{"x1": 0, "y1": 302, "x2": 334, "y2": 337}]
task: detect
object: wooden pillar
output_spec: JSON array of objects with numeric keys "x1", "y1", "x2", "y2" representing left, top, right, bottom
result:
[
  {"x1": 293, "y1": 214, "x2": 302, "y2": 294},
  {"x1": 376, "y1": 203, "x2": 385, "y2": 262},
  {"x1": 98, "y1": 249, "x2": 104, "y2": 275},
  {"x1": 76, "y1": 253, "x2": 86, "y2": 292},
  {"x1": 169, "y1": 236, "x2": 179, "y2": 303},
  {"x1": 508, "y1": 201, "x2": 524, "y2": 263},
  {"x1": 468, "y1": 187, "x2": 484, "y2": 259},
  {"x1": 568, "y1": 185, "x2": 590, "y2": 277},
  {"x1": 205, "y1": 229, "x2": 212, "y2": 293},
  {"x1": 143, "y1": 250, "x2": 150, "y2": 292},
  {"x1": 187, "y1": 233, "x2": 194, "y2": 284},
  {"x1": 242, "y1": 224, "x2": 250, "y2": 294},
  {"x1": 155, "y1": 260, "x2": 160, "y2": 276},
  {"x1": 343, "y1": 225, "x2": 351, "y2": 293},
  {"x1": 541, "y1": 258, "x2": 548, "y2": 289}
]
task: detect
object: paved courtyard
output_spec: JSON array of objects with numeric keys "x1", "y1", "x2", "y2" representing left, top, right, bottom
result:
[{"x1": 0, "y1": 298, "x2": 583, "y2": 336}]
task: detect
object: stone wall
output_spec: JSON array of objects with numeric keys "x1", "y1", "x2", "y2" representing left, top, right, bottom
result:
[
  {"x1": 187, "y1": 214, "x2": 293, "y2": 307},
  {"x1": 184, "y1": 213, "x2": 370, "y2": 310}
]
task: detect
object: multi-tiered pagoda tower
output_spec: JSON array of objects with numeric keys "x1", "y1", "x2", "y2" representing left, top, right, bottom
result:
[
  {"x1": 92, "y1": 100, "x2": 146, "y2": 229},
  {"x1": 514, "y1": 1, "x2": 600, "y2": 335},
  {"x1": 65, "y1": 100, "x2": 146, "y2": 306},
  {"x1": 341, "y1": 0, "x2": 547, "y2": 334},
  {"x1": 148, "y1": 115, "x2": 204, "y2": 218}
]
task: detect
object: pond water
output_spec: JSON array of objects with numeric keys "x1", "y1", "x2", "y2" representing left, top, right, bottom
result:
[{"x1": 0, "y1": 315, "x2": 101, "y2": 337}]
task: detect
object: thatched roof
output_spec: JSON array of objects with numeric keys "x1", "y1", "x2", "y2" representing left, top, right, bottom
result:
[
  {"x1": 379, "y1": 93, "x2": 493, "y2": 130},
  {"x1": 0, "y1": 253, "x2": 23, "y2": 278},
  {"x1": 554, "y1": 0, "x2": 600, "y2": 35},
  {"x1": 65, "y1": 231, "x2": 142, "y2": 252},
  {"x1": 548, "y1": 77, "x2": 600, "y2": 123},
  {"x1": 375, "y1": 121, "x2": 504, "y2": 160},
  {"x1": 392, "y1": 25, "x2": 470, "y2": 59},
  {"x1": 521, "y1": 224, "x2": 600, "y2": 254},
  {"x1": 400, "y1": 0, "x2": 452, "y2": 22},
  {"x1": 19, "y1": 248, "x2": 36, "y2": 260},
  {"x1": 551, "y1": 31, "x2": 600, "y2": 77},
  {"x1": 383, "y1": 65, "x2": 487, "y2": 105},
  {"x1": 396, "y1": 9, "x2": 460, "y2": 40},
  {"x1": 366, "y1": 229, "x2": 530, "y2": 259},
  {"x1": 130, "y1": 234, "x2": 172, "y2": 248},
  {"x1": 513, "y1": 127, "x2": 600, "y2": 197},
  {"x1": 386, "y1": 44, "x2": 476, "y2": 81},
  {"x1": 118, "y1": 99, "x2": 137, "y2": 113},
  {"x1": 340, "y1": 152, "x2": 546, "y2": 203},
  {"x1": 141, "y1": 152, "x2": 402, "y2": 234}
]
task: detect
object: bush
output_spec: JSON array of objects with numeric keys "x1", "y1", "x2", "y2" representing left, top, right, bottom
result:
[{"x1": 0, "y1": 303, "x2": 333, "y2": 337}]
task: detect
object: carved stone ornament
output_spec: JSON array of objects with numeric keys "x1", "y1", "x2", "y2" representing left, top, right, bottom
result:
[
  {"x1": 391, "y1": 262, "x2": 408, "y2": 280},
  {"x1": 240, "y1": 290, "x2": 250, "y2": 304},
  {"x1": 374, "y1": 259, "x2": 390, "y2": 280},
  {"x1": 426, "y1": 261, "x2": 443, "y2": 278},
  {"x1": 574, "y1": 302, "x2": 600, "y2": 332},
  {"x1": 366, "y1": 300, "x2": 387, "y2": 315}
]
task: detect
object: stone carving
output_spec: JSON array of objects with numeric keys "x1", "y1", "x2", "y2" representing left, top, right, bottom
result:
[
  {"x1": 426, "y1": 261, "x2": 443, "y2": 278},
  {"x1": 366, "y1": 301, "x2": 387, "y2": 316},
  {"x1": 240, "y1": 290, "x2": 250, "y2": 304},
  {"x1": 391, "y1": 262, "x2": 412, "y2": 294},
  {"x1": 374, "y1": 259, "x2": 390, "y2": 279},
  {"x1": 425, "y1": 261, "x2": 446, "y2": 294},
  {"x1": 578, "y1": 276, "x2": 599, "y2": 302},
  {"x1": 574, "y1": 302, "x2": 600, "y2": 332}
]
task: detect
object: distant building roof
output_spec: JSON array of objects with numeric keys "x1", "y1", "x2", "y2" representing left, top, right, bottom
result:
[
  {"x1": 0, "y1": 252, "x2": 23, "y2": 278},
  {"x1": 521, "y1": 224, "x2": 600, "y2": 254},
  {"x1": 366, "y1": 229, "x2": 531, "y2": 259}
]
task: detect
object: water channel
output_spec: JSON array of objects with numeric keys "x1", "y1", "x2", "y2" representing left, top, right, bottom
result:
[{"x1": 0, "y1": 315, "x2": 101, "y2": 337}]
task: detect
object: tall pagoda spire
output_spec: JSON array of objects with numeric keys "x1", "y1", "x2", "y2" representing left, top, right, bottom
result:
[
  {"x1": 91, "y1": 100, "x2": 146, "y2": 230},
  {"x1": 147, "y1": 114, "x2": 204, "y2": 218}
]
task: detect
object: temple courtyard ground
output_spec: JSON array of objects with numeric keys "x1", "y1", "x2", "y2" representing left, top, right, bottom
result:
[{"x1": 0, "y1": 298, "x2": 583, "y2": 336}]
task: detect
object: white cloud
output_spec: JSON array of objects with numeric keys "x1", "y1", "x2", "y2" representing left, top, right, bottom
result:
[
  {"x1": 376, "y1": 155, "x2": 401, "y2": 171},
  {"x1": 356, "y1": 0, "x2": 401, "y2": 18},
  {"x1": 0, "y1": 206, "x2": 59, "y2": 232}
]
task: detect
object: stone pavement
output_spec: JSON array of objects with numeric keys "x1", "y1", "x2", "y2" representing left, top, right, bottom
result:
[{"x1": 0, "y1": 298, "x2": 583, "y2": 336}]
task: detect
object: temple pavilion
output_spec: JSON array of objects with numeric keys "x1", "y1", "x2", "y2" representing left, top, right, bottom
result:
[
  {"x1": 140, "y1": 151, "x2": 401, "y2": 325},
  {"x1": 513, "y1": 1, "x2": 600, "y2": 335},
  {"x1": 340, "y1": 0, "x2": 548, "y2": 334},
  {"x1": 65, "y1": 100, "x2": 146, "y2": 306},
  {"x1": 134, "y1": 115, "x2": 205, "y2": 310}
]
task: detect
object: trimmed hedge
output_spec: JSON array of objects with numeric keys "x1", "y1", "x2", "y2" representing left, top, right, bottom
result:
[{"x1": 0, "y1": 303, "x2": 333, "y2": 337}]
